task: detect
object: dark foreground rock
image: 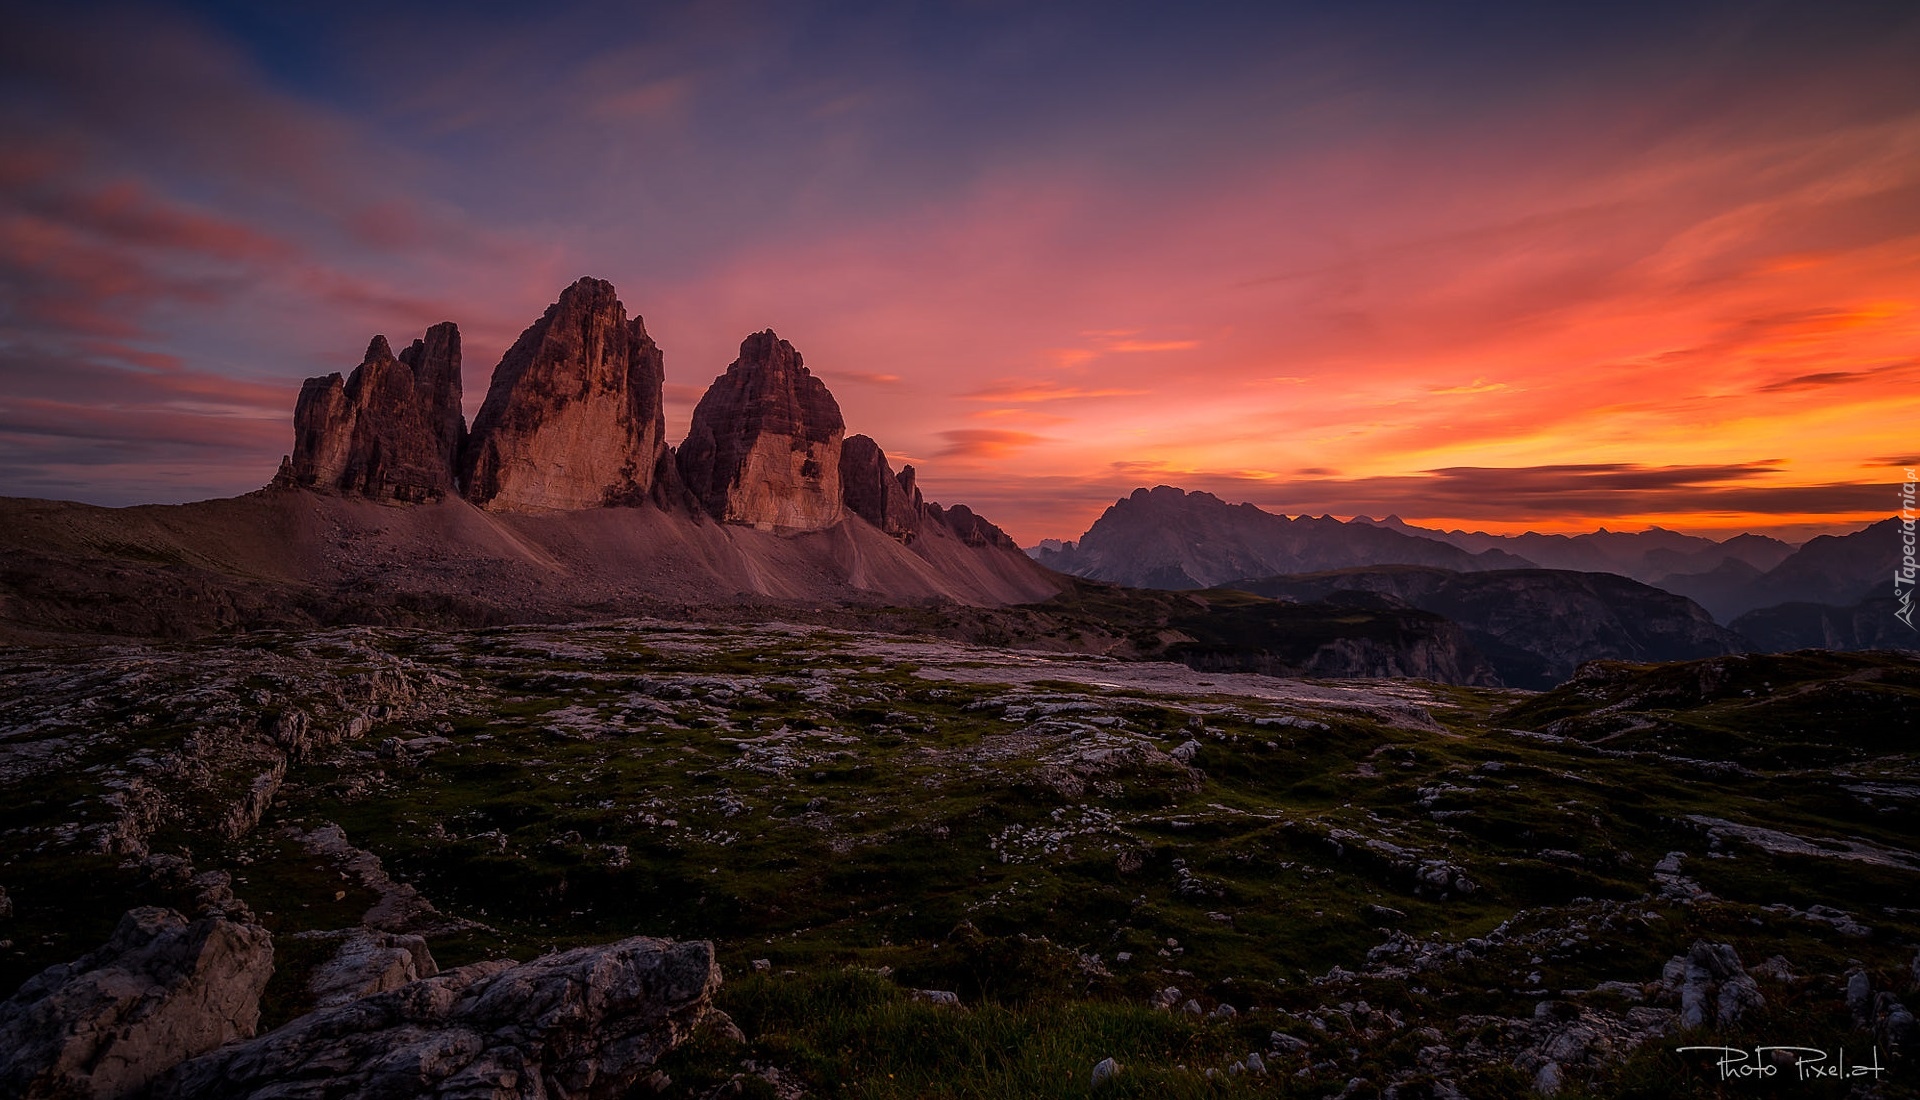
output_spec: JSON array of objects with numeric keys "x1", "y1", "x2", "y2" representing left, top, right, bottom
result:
[
  {"x1": 301, "y1": 929, "x2": 440, "y2": 1009},
  {"x1": 0, "y1": 907, "x2": 274, "y2": 1100},
  {"x1": 153, "y1": 935, "x2": 719, "y2": 1100}
]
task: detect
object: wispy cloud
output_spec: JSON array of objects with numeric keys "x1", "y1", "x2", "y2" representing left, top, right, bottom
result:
[
  {"x1": 834, "y1": 371, "x2": 904, "y2": 386},
  {"x1": 591, "y1": 77, "x2": 690, "y2": 119},
  {"x1": 1, "y1": 1, "x2": 1915, "y2": 543},
  {"x1": 1756, "y1": 360, "x2": 1918, "y2": 392},
  {"x1": 936, "y1": 429, "x2": 1050, "y2": 459},
  {"x1": 1428, "y1": 378, "x2": 1510, "y2": 395},
  {"x1": 962, "y1": 381, "x2": 1148, "y2": 402},
  {"x1": 1104, "y1": 338, "x2": 1199, "y2": 353}
]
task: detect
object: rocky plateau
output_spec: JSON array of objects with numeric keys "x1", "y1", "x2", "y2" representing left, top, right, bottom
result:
[{"x1": 2, "y1": 623, "x2": 1916, "y2": 1097}]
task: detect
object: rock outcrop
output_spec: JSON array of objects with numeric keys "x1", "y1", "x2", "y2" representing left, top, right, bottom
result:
[
  {"x1": 398, "y1": 323, "x2": 467, "y2": 477},
  {"x1": 1660, "y1": 940, "x2": 1764, "y2": 1030},
  {"x1": 839, "y1": 434, "x2": 1020, "y2": 549},
  {"x1": 927, "y1": 501, "x2": 1019, "y2": 550},
  {"x1": 300, "y1": 929, "x2": 439, "y2": 1009},
  {"x1": 277, "y1": 325, "x2": 465, "y2": 502},
  {"x1": 0, "y1": 907, "x2": 274, "y2": 1100},
  {"x1": 153, "y1": 935, "x2": 720, "y2": 1100},
  {"x1": 462, "y1": 277, "x2": 667, "y2": 511},
  {"x1": 840, "y1": 434, "x2": 922, "y2": 540},
  {"x1": 262, "y1": 282, "x2": 1033, "y2": 558},
  {"x1": 678, "y1": 330, "x2": 845, "y2": 530}
]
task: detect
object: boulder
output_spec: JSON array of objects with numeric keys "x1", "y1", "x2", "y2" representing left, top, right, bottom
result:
[
  {"x1": 153, "y1": 935, "x2": 720, "y2": 1100},
  {"x1": 302, "y1": 929, "x2": 439, "y2": 1009},
  {"x1": 0, "y1": 907, "x2": 274, "y2": 1100},
  {"x1": 1668, "y1": 940, "x2": 1763, "y2": 1029},
  {"x1": 678, "y1": 330, "x2": 845, "y2": 530},
  {"x1": 463, "y1": 277, "x2": 667, "y2": 511}
]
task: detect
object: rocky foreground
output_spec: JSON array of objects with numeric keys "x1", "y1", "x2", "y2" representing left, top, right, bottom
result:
[{"x1": 1, "y1": 625, "x2": 1918, "y2": 1097}]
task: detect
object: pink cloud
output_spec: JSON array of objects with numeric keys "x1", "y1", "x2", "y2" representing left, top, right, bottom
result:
[
  {"x1": 961, "y1": 381, "x2": 1149, "y2": 403},
  {"x1": 936, "y1": 429, "x2": 1051, "y2": 459}
]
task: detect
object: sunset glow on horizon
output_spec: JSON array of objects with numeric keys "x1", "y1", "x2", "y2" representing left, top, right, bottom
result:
[{"x1": 3, "y1": 1, "x2": 1917, "y2": 546}]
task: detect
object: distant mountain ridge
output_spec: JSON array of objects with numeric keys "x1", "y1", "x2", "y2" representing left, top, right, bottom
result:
[
  {"x1": 1353, "y1": 513, "x2": 1898, "y2": 624},
  {"x1": 1351, "y1": 514, "x2": 1796, "y2": 582},
  {"x1": 1034, "y1": 485, "x2": 1912, "y2": 659},
  {"x1": 1031, "y1": 486, "x2": 1531, "y2": 587}
]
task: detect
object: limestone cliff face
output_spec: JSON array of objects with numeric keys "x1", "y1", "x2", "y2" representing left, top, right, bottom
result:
[
  {"x1": 677, "y1": 330, "x2": 845, "y2": 531},
  {"x1": 838, "y1": 433, "x2": 1024, "y2": 549},
  {"x1": 280, "y1": 328, "x2": 464, "y2": 502},
  {"x1": 462, "y1": 277, "x2": 666, "y2": 511},
  {"x1": 839, "y1": 434, "x2": 921, "y2": 540},
  {"x1": 397, "y1": 322, "x2": 465, "y2": 477},
  {"x1": 268, "y1": 285, "x2": 1029, "y2": 555}
]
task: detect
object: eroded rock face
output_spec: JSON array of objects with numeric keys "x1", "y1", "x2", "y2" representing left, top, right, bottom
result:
[
  {"x1": 398, "y1": 322, "x2": 467, "y2": 477},
  {"x1": 302, "y1": 929, "x2": 438, "y2": 1009},
  {"x1": 840, "y1": 434, "x2": 921, "y2": 540},
  {"x1": 463, "y1": 277, "x2": 667, "y2": 511},
  {"x1": 154, "y1": 935, "x2": 720, "y2": 1100},
  {"x1": 0, "y1": 906, "x2": 274, "y2": 1100},
  {"x1": 927, "y1": 501, "x2": 1019, "y2": 550},
  {"x1": 838, "y1": 433, "x2": 1023, "y2": 549},
  {"x1": 1661, "y1": 940, "x2": 1764, "y2": 1030},
  {"x1": 678, "y1": 330, "x2": 845, "y2": 530},
  {"x1": 280, "y1": 327, "x2": 465, "y2": 502}
]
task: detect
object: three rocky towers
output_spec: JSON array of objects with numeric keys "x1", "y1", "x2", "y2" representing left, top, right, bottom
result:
[{"x1": 276, "y1": 277, "x2": 1011, "y2": 547}]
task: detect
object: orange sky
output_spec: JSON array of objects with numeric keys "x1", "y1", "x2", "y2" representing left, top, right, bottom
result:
[{"x1": 2, "y1": 3, "x2": 1916, "y2": 546}]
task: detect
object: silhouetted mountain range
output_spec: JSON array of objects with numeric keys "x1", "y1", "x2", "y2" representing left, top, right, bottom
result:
[
  {"x1": 1228, "y1": 566, "x2": 1747, "y2": 689},
  {"x1": 1352, "y1": 515, "x2": 1796, "y2": 581},
  {"x1": 1357, "y1": 513, "x2": 1897, "y2": 623},
  {"x1": 1031, "y1": 487, "x2": 1530, "y2": 587},
  {"x1": 1034, "y1": 486, "x2": 1914, "y2": 662}
]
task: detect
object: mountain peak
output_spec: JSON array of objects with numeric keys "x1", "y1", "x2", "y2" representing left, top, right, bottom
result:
[
  {"x1": 676, "y1": 330, "x2": 846, "y2": 530},
  {"x1": 461, "y1": 277, "x2": 667, "y2": 511},
  {"x1": 277, "y1": 324, "x2": 465, "y2": 503},
  {"x1": 1054, "y1": 483, "x2": 1533, "y2": 587},
  {"x1": 738, "y1": 328, "x2": 801, "y2": 366}
]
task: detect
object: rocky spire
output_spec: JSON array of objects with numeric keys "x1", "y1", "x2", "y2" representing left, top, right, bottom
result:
[
  {"x1": 461, "y1": 277, "x2": 667, "y2": 511},
  {"x1": 839, "y1": 434, "x2": 921, "y2": 541},
  {"x1": 677, "y1": 330, "x2": 846, "y2": 530},
  {"x1": 397, "y1": 322, "x2": 464, "y2": 477},
  {"x1": 278, "y1": 328, "x2": 464, "y2": 502}
]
